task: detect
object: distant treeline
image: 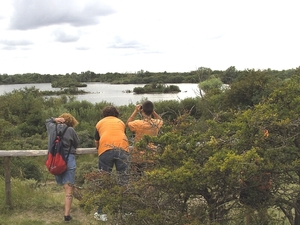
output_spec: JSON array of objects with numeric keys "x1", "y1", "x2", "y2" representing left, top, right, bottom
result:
[{"x1": 0, "y1": 66, "x2": 297, "y2": 86}]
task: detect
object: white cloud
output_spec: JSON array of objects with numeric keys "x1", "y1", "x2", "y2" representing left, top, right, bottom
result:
[
  {"x1": 9, "y1": 0, "x2": 114, "y2": 30},
  {"x1": 0, "y1": 0, "x2": 299, "y2": 75},
  {"x1": 52, "y1": 27, "x2": 80, "y2": 43}
]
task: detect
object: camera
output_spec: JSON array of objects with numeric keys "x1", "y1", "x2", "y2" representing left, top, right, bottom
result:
[{"x1": 140, "y1": 106, "x2": 143, "y2": 110}]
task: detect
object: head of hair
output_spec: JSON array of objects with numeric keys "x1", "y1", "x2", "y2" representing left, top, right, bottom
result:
[
  {"x1": 142, "y1": 100, "x2": 154, "y2": 116},
  {"x1": 102, "y1": 106, "x2": 119, "y2": 118},
  {"x1": 59, "y1": 113, "x2": 78, "y2": 127}
]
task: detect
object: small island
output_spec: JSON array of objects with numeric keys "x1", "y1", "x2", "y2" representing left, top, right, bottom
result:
[
  {"x1": 46, "y1": 77, "x2": 88, "y2": 95},
  {"x1": 133, "y1": 83, "x2": 181, "y2": 94},
  {"x1": 51, "y1": 81, "x2": 87, "y2": 88},
  {"x1": 41, "y1": 87, "x2": 88, "y2": 95}
]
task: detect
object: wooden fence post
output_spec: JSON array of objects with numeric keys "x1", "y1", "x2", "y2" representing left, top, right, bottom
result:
[{"x1": 4, "y1": 156, "x2": 12, "y2": 208}]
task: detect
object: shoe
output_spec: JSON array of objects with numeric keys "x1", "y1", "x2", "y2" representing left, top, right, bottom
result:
[
  {"x1": 122, "y1": 212, "x2": 133, "y2": 218},
  {"x1": 64, "y1": 215, "x2": 72, "y2": 222},
  {"x1": 94, "y1": 212, "x2": 108, "y2": 221}
]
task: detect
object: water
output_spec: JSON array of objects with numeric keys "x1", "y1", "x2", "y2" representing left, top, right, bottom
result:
[{"x1": 0, "y1": 82, "x2": 200, "y2": 106}]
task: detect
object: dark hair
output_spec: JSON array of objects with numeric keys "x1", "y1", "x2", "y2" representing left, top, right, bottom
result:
[
  {"x1": 142, "y1": 101, "x2": 154, "y2": 116},
  {"x1": 102, "y1": 106, "x2": 119, "y2": 118}
]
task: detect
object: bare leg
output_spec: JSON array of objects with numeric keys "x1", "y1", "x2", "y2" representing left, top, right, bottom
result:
[{"x1": 64, "y1": 183, "x2": 74, "y2": 216}]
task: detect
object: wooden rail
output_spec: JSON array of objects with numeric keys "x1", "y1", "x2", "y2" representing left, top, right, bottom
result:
[
  {"x1": 0, "y1": 148, "x2": 97, "y2": 208},
  {"x1": 0, "y1": 148, "x2": 97, "y2": 156}
]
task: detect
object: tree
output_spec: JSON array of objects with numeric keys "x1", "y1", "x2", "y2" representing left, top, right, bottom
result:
[
  {"x1": 198, "y1": 77, "x2": 223, "y2": 96},
  {"x1": 221, "y1": 66, "x2": 238, "y2": 84},
  {"x1": 223, "y1": 69, "x2": 277, "y2": 109}
]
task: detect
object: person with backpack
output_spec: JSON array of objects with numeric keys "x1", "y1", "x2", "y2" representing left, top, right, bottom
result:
[
  {"x1": 46, "y1": 113, "x2": 79, "y2": 222},
  {"x1": 93, "y1": 106, "x2": 130, "y2": 221},
  {"x1": 126, "y1": 100, "x2": 163, "y2": 176}
]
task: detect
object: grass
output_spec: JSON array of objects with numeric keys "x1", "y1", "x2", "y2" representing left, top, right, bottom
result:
[
  {"x1": 0, "y1": 208, "x2": 102, "y2": 225},
  {"x1": 0, "y1": 178, "x2": 103, "y2": 225}
]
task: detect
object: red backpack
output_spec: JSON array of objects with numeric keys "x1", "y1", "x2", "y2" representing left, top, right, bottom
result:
[{"x1": 45, "y1": 125, "x2": 71, "y2": 175}]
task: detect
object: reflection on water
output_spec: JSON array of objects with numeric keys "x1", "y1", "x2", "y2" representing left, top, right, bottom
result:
[{"x1": 0, "y1": 83, "x2": 200, "y2": 106}]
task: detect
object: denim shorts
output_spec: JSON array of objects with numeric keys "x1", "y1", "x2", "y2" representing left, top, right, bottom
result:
[{"x1": 55, "y1": 154, "x2": 76, "y2": 185}]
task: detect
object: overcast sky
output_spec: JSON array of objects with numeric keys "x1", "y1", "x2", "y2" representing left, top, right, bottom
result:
[{"x1": 0, "y1": 0, "x2": 299, "y2": 75}]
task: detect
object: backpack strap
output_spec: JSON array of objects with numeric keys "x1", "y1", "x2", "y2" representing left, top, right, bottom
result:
[
  {"x1": 65, "y1": 140, "x2": 72, "y2": 161},
  {"x1": 56, "y1": 124, "x2": 72, "y2": 160}
]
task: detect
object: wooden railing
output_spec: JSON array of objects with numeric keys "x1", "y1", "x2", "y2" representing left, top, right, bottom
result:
[{"x1": 0, "y1": 148, "x2": 97, "y2": 208}]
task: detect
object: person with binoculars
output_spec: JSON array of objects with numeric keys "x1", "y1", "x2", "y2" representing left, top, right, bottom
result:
[{"x1": 126, "y1": 100, "x2": 163, "y2": 176}]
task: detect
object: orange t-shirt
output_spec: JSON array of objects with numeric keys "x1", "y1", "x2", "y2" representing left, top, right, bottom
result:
[
  {"x1": 127, "y1": 118, "x2": 163, "y2": 162},
  {"x1": 95, "y1": 116, "x2": 129, "y2": 156},
  {"x1": 127, "y1": 119, "x2": 163, "y2": 142}
]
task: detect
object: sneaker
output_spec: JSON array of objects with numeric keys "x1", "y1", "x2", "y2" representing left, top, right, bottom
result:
[
  {"x1": 122, "y1": 212, "x2": 133, "y2": 219},
  {"x1": 64, "y1": 215, "x2": 72, "y2": 222},
  {"x1": 94, "y1": 212, "x2": 108, "y2": 221}
]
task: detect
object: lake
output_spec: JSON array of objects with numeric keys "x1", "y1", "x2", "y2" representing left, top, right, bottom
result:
[{"x1": 0, "y1": 83, "x2": 200, "y2": 106}]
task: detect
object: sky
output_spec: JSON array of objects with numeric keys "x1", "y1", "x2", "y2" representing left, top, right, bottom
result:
[{"x1": 0, "y1": 0, "x2": 299, "y2": 75}]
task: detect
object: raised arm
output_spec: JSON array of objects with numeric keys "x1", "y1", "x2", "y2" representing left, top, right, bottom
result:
[
  {"x1": 152, "y1": 110, "x2": 162, "y2": 121},
  {"x1": 126, "y1": 104, "x2": 142, "y2": 125}
]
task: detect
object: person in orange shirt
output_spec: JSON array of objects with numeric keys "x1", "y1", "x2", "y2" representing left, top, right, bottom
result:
[
  {"x1": 94, "y1": 106, "x2": 130, "y2": 221},
  {"x1": 126, "y1": 100, "x2": 163, "y2": 176}
]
